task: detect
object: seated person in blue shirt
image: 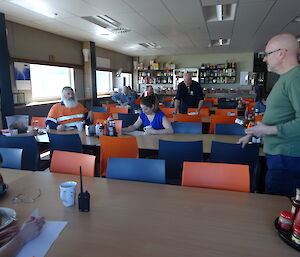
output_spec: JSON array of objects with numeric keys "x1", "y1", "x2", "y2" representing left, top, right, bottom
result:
[
  {"x1": 112, "y1": 86, "x2": 136, "y2": 107},
  {"x1": 122, "y1": 94, "x2": 173, "y2": 135},
  {"x1": 254, "y1": 97, "x2": 266, "y2": 114}
]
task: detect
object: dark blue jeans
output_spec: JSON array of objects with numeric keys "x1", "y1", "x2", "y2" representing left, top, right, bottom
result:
[{"x1": 265, "y1": 154, "x2": 300, "y2": 197}]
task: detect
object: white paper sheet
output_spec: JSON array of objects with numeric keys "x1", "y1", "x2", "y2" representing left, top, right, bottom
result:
[{"x1": 16, "y1": 209, "x2": 68, "y2": 257}]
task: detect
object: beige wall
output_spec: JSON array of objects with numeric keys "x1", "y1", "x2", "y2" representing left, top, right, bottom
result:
[
  {"x1": 5, "y1": 21, "x2": 133, "y2": 104},
  {"x1": 96, "y1": 47, "x2": 133, "y2": 72},
  {"x1": 139, "y1": 52, "x2": 254, "y2": 89}
]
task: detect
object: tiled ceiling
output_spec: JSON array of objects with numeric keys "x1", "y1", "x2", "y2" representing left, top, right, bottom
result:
[{"x1": 0, "y1": 0, "x2": 299, "y2": 56}]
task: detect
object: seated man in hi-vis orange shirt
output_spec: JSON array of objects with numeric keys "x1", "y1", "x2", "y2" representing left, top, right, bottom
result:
[{"x1": 46, "y1": 87, "x2": 93, "y2": 131}]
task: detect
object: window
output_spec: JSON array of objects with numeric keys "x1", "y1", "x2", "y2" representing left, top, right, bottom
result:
[
  {"x1": 30, "y1": 64, "x2": 74, "y2": 100},
  {"x1": 96, "y1": 70, "x2": 113, "y2": 94},
  {"x1": 121, "y1": 73, "x2": 132, "y2": 88}
]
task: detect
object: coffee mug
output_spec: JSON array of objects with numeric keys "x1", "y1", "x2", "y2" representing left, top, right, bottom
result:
[
  {"x1": 59, "y1": 181, "x2": 77, "y2": 207},
  {"x1": 76, "y1": 122, "x2": 84, "y2": 132}
]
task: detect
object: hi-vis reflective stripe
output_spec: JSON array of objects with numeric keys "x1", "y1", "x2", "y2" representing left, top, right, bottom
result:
[
  {"x1": 57, "y1": 114, "x2": 85, "y2": 122},
  {"x1": 46, "y1": 117, "x2": 57, "y2": 123},
  {"x1": 64, "y1": 121, "x2": 85, "y2": 127}
]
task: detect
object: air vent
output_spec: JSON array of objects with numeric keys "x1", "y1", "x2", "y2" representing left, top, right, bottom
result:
[
  {"x1": 209, "y1": 38, "x2": 231, "y2": 47},
  {"x1": 82, "y1": 15, "x2": 131, "y2": 34},
  {"x1": 138, "y1": 42, "x2": 161, "y2": 49}
]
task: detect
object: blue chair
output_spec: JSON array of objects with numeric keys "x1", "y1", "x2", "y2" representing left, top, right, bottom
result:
[
  {"x1": 118, "y1": 113, "x2": 139, "y2": 128},
  {"x1": 48, "y1": 133, "x2": 83, "y2": 154},
  {"x1": 218, "y1": 101, "x2": 238, "y2": 109},
  {"x1": 162, "y1": 101, "x2": 173, "y2": 108},
  {"x1": 203, "y1": 101, "x2": 213, "y2": 107},
  {"x1": 91, "y1": 106, "x2": 108, "y2": 113},
  {"x1": 215, "y1": 123, "x2": 246, "y2": 136},
  {"x1": 158, "y1": 140, "x2": 203, "y2": 185},
  {"x1": 107, "y1": 158, "x2": 166, "y2": 184},
  {"x1": 171, "y1": 122, "x2": 202, "y2": 134},
  {"x1": 0, "y1": 135, "x2": 40, "y2": 171},
  {"x1": 0, "y1": 148, "x2": 23, "y2": 169},
  {"x1": 210, "y1": 141, "x2": 260, "y2": 192}
]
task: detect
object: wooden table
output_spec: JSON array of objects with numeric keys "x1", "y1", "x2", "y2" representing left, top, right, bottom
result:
[
  {"x1": 0, "y1": 170, "x2": 296, "y2": 257},
  {"x1": 36, "y1": 131, "x2": 262, "y2": 155}
]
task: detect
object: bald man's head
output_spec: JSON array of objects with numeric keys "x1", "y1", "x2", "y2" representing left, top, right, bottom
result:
[
  {"x1": 263, "y1": 33, "x2": 299, "y2": 74},
  {"x1": 183, "y1": 73, "x2": 192, "y2": 86},
  {"x1": 267, "y1": 33, "x2": 298, "y2": 55}
]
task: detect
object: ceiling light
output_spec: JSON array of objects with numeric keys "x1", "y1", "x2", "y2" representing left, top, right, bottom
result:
[
  {"x1": 138, "y1": 42, "x2": 161, "y2": 49},
  {"x1": 294, "y1": 16, "x2": 300, "y2": 22},
  {"x1": 216, "y1": 5, "x2": 223, "y2": 21},
  {"x1": 210, "y1": 38, "x2": 231, "y2": 47},
  {"x1": 203, "y1": 3, "x2": 237, "y2": 22},
  {"x1": 9, "y1": 0, "x2": 57, "y2": 18},
  {"x1": 82, "y1": 15, "x2": 131, "y2": 34}
]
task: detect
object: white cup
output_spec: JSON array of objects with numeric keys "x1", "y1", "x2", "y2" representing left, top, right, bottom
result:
[
  {"x1": 76, "y1": 122, "x2": 84, "y2": 132},
  {"x1": 59, "y1": 181, "x2": 77, "y2": 207}
]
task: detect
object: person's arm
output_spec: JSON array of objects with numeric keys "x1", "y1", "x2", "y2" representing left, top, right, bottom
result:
[
  {"x1": 112, "y1": 93, "x2": 122, "y2": 104},
  {"x1": 245, "y1": 122, "x2": 278, "y2": 138},
  {"x1": 144, "y1": 116, "x2": 174, "y2": 135},
  {"x1": 122, "y1": 117, "x2": 143, "y2": 133},
  {"x1": 174, "y1": 83, "x2": 183, "y2": 114},
  {"x1": 197, "y1": 100, "x2": 204, "y2": 113},
  {"x1": 237, "y1": 134, "x2": 253, "y2": 148},
  {"x1": 46, "y1": 104, "x2": 59, "y2": 129},
  {"x1": 0, "y1": 216, "x2": 45, "y2": 257},
  {"x1": 174, "y1": 99, "x2": 180, "y2": 114}
]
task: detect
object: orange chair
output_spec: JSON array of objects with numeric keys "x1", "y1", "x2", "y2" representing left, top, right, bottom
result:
[
  {"x1": 187, "y1": 108, "x2": 210, "y2": 116},
  {"x1": 243, "y1": 98, "x2": 254, "y2": 102},
  {"x1": 210, "y1": 115, "x2": 237, "y2": 134},
  {"x1": 31, "y1": 117, "x2": 47, "y2": 129},
  {"x1": 215, "y1": 109, "x2": 238, "y2": 116},
  {"x1": 50, "y1": 150, "x2": 96, "y2": 177},
  {"x1": 99, "y1": 135, "x2": 139, "y2": 177},
  {"x1": 102, "y1": 103, "x2": 116, "y2": 112},
  {"x1": 255, "y1": 115, "x2": 264, "y2": 122},
  {"x1": 109, "y1": 107, "x2": 129, "y2": 114},
  {"x1": 177, "y1": 114, "x2": 202, "y2": 123},
  {"x1": 114, "y1": 120, "x2": 122, "y2": 135},
  {"x1": 163, "y1": 97, "x2": 173, "y2": 102},
  {"x1": 246, "y1": 102, "x2": 256, "y2": 111},
  {"x1": 159, "y1": 104, "x2": 166, "y2": 108},
  {"x1": 204, "y1": 98, "x2": 218, "y2": 106},
  {"x1": 135, "y1": 98, "x2": 141, "y2": 105},
  {"x1": 160, "y1": 108, "x2": 175, "y2": 118},
  {"x1": 181, "y1": 162, "x2": 250, "y2": 192},
  {"x1": 93, "y1": 112, "x2": 112, "y2": 125}
]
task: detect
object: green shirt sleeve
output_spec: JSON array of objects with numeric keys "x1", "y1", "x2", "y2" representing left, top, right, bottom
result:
[{"x1": 276, "y1": 77, "x2": 300, "y2": 138}]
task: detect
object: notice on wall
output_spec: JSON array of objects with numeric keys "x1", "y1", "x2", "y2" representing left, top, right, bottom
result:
[
  {"x1": 14, "y1": 62, "x2": 31, "y2": 90},
  {"x1": 96, "y1": 57, "x2": 111, "y2": 69}
]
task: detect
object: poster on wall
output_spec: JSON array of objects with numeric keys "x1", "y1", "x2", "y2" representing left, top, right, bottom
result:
[{"x1": 14, "y1": 62, "x2": 31, "y2": 90}]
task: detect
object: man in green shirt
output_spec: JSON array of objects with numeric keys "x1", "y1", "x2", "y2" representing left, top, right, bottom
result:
[{"x1": 239, "y1": 33, "x2": 300, "y2": 196}]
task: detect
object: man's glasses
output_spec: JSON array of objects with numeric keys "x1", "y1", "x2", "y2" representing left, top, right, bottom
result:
[
  {"x1": 12, "y1": 189, "x2": 41, "y2": 204},
  {"x1": 263, "y1": 48, "x2": 287, "y2": 57}
]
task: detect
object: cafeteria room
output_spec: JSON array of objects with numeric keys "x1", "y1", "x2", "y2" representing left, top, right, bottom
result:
[{"x1": 0, "y1": 0, "x2": 300, "y2": 256}]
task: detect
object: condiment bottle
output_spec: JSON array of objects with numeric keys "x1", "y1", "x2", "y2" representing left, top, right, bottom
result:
[
  {"x1": 291, "y1": 225, "x2": 300, "y2": 245},
  {"x1": 278, "y1": 210, "x2": 294, "y2": 231},
  {"x1": 291, "y1": 188, "x2": 300, "y2": 216}
]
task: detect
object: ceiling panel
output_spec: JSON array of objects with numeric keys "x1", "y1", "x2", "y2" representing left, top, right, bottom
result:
[
  {"x1": 254, "y1": 0, "x2": 300, "y2": 41},
  {"x1": 230, "y1": 1, "x2": 274, "y2": 48},
  {"x1": 282, "y1": 22, "x2": 300, "y2": 36},
  {"x1": 83, "y1": 0, "x2": 134, "y2": 14},
  {"x1": 45, "y1": 0, "x2": 103, "y2": 17},
  {"x1": 201, "y1": 0, "x2": 238, "y2": 7},
  {"x1": 124, "y1": 0, "x2": 177, "y2": 26},
  {"x1": 162, "y1": 0, "x2": 204, "y2": 25},
  {"x1": 207, "y1": 21, "x2": 233, "y2": 39}
]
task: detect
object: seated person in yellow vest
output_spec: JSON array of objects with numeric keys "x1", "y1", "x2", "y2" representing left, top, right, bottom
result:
[{"x1": 46, "y1": 87, "x2": 93, "y2": 131}]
